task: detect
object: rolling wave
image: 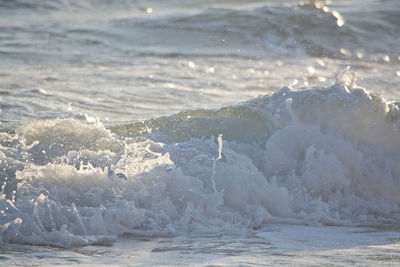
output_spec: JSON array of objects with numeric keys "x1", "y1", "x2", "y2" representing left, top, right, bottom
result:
[{"x1": 1, "y1": 79, "x2": 399, "y2": 247}]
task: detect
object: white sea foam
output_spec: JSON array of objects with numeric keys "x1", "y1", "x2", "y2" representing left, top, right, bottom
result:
[{"x1": 1, "y1": 83, "x2": 399, "y2": 247}]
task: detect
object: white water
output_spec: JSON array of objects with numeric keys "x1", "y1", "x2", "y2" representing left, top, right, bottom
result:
[
  {"x1": 1, "y1": 0, "x2": 400, "y2": 265},
  {"x1": 1, "y1": 80, "x2": 400, "y2": 250}
]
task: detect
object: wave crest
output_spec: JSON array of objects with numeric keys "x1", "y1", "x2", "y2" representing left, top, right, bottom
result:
[{"x1": 1, "y1": 83, "x2": 400, "y2": 247}]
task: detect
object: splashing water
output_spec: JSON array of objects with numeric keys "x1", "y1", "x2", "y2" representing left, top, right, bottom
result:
[{"x1": 1, "y1": 80, "x2": 400, "y2": 248}]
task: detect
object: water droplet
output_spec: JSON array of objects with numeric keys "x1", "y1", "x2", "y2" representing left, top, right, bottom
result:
[
  {"x1": 340, "y1": 48, "x2": 352, "y2": 58},
  {"x1": 332, "y1": 10, "x2": 345, "y2": 27},
  {"x1": 188, "y1": 61, "x2": 196, "y2": 69},
  {"x1": 307, "y1": 66, "x2": 316, "y2": 75},
  {"x1": 314, "y1": 1, "x2": 323, "y2": 8},
  {"x1": 383, "y1": 55, "x2": 390, "y2": 63}
]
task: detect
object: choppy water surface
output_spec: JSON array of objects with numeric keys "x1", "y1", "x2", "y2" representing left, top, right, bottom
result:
[{"x1": 1, "y1": 0, "x2": 400, "y2": 266}]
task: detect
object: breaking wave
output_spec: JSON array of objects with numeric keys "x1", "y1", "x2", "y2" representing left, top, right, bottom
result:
[{"x1": 1, "y1": 80, "x2": 400, "y2": 247}]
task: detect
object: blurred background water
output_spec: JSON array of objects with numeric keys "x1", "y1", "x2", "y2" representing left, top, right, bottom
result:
[{"x1": 0, "y1": 0, "x2": 399, "y2": 129}]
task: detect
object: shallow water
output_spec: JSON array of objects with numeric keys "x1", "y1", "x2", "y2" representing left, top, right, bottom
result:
[
  {"x1": 2, "y1": 225, "x2": 400, "y2": 266},
  {"x1": 1, "y1": 0, "x2": 400, "y2": 266}
]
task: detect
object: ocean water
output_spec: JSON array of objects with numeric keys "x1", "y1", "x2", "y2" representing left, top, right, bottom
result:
[{"x1": 1, "y1": 0, "x2": 400, "y2": 266}]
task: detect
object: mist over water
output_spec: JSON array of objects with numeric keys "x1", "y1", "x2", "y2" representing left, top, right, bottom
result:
[{"x1": 1, "y1": 0, "x2": 400, "y2": 265}]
